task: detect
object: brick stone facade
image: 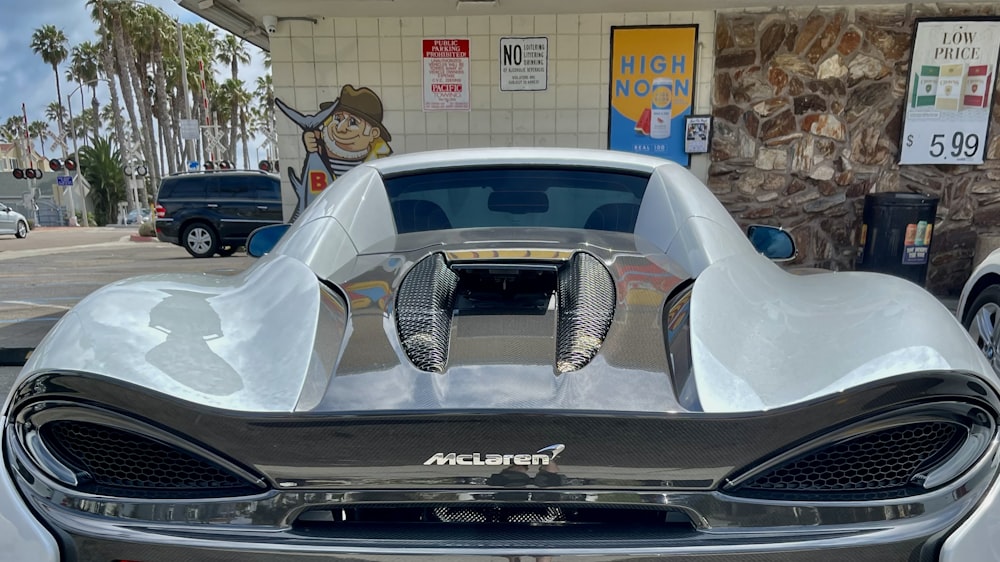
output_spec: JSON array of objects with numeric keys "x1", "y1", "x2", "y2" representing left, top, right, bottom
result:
[{"x1": 711, "y1": 4, "x2": 1000, "y2": 294}]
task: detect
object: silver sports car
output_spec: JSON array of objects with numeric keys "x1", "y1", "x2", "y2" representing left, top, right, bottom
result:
[{"x1": 3, "y1": 148, "x2": 998, "y2": 561}]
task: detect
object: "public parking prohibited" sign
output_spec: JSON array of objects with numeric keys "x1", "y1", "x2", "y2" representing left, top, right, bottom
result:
[{"x1": 500, "y1": 37, "x2": 548, "y2": 91}]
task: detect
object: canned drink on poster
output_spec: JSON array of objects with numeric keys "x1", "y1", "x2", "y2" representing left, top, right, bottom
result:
[
  {"x1": 905, "y1": 223, "x2": 917, "y2": 246},
  {"x1": 649, "y1": 77, "x2": 673, "y2": 140},
  {"x1": 915, "y1": 221, "x2": 928, "y2": 246}
]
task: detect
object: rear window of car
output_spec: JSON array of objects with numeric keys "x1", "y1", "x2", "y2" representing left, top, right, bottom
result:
[
  {"x1": 383, "y1": 167, "x2": 650, "y2": 234},
  {"x1": 159, "y1": 177, "x2": 209, "y2": 199}
]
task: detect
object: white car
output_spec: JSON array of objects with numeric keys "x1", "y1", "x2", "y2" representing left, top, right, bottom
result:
[
  {"x1": 0, "y1": 203, "x2": 29, "y2": 238},
  {"x1": 2, "y1": 148, "x2": 998, "y2": 561},
  {"x1": 958, "y1": 249, "x2": 1000, "y2": 372}
]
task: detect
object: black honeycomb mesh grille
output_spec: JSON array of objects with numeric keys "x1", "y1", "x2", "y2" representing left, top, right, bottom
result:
[
  {"x1": 42, "y1": 420, "x2": 257, "y2": 496},
  {"x1": 396, "y1": 253, "x2": 459, "y2": 373},
  {"x1": 739, "y1": 421, "x2": 965, "y2": 496},
  {"x1": 556, "y1": 252, "x2": 616, "y2": 373}
]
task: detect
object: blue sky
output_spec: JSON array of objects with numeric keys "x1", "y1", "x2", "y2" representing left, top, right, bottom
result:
[{"x1": 0, "y1": 0, "x2": 268, "y2": 166}]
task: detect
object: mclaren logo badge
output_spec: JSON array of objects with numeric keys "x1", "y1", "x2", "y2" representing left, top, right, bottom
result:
[{"x1": 424, "y1": 444, "x2": 565, "y2": 466}]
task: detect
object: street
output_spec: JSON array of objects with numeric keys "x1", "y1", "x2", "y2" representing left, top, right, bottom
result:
[{"x1": 0, "y1": 228, "x2": 254, "y2": 395}]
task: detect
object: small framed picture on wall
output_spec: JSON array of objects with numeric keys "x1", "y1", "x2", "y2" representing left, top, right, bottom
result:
[{"x1": 684, "y1": 115, "x2": 712, "y2": 154}]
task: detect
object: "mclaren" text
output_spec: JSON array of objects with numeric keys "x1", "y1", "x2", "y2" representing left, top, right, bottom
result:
[{"x1": 423, "y1": 453, "x2": 552, "y2": 466}]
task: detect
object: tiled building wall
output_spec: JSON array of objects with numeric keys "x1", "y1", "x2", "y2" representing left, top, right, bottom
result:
[{"x1": 270, "y1": 11, "x2": 717, "y2": 194}]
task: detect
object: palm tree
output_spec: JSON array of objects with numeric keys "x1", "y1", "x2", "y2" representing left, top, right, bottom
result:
[
  {"x1": 28, "y1": 121, "x2": 50, "y2": 158},
  {"x1": 69, "y1": 41, "x2": 103, "y2": 142},
  {"x1": 45, "y1": 102, "x2": 68, "y2": 129},
  {"x1": 79, "y1": 135, "x2": 126, "y2": 225},
  {"x1": 216, "y1": 34, "x2": 249, "y2": 84},
  {"x1": 31, "y1": 25, "x2": 70, "y2": 142}
]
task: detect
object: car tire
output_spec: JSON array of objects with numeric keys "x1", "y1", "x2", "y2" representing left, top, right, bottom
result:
[
  {"x1": 14, "y1": 221, "x2": 28, "y2": 239},
  {"x1": 182, "y1": 222, "x2": 218, "y2": 258},
  {"x1": 217, "y1": 246, "x2": 238, "y2": 257},
  {"x1": 963, "y1": 285, "x2": 1000, "y2": 372}
]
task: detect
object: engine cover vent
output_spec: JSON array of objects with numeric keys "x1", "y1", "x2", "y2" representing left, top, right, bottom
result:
[
  {"x1": 396, "y1": 253, "x2": 459, "y2": 373},
  {"x1": 556, "y1": 252, "x2": 616, "y2": 373}
]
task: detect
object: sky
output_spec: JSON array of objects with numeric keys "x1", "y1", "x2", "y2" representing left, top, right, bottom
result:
[{"x1": 0, "y1": 0, "x2": 269, "y2": 167}]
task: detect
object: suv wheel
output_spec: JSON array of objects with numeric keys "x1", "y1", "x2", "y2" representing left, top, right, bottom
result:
[
  {"x1": 182, "y1": 222, "x2": 218, "y2": 258},
  {"x1": 15, "y1": 221, "x2": 28, "y2": 239}
]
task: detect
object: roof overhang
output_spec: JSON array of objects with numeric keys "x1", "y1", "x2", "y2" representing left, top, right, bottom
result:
[{"x1": 177, "y1": 0, "x2": 984, "y2": 52}]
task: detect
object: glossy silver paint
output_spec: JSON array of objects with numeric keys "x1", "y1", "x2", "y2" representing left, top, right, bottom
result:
[{"x1": 5, "y1": 147, "x2": 1000, "y2": 560}]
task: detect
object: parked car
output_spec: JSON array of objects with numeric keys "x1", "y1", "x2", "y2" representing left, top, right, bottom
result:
[
  {"x1": 153, "y1": 170, "x2": 283, "y2": 257},
  {"x1": 125, "y1": 207, "x2": 151, "y2": 225},
  {"x1": 958, "y1": 248, "x2": 1000, "y2": 372},
  {"x1": 0, "y1": 202, "x2": 29, "y2": 238},
  {"x1": 4, "y1": 148, "x2": 998, "y2": 562}
]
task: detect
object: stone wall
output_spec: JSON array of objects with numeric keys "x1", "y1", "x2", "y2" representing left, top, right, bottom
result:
[{"x1": 710, "y1": 4, "x2": 1000, "y2": 294}]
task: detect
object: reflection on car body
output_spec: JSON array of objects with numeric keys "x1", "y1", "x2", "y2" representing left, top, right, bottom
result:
[{"x1": 3, "y1": 148, "x2": 999, "y2": 562}]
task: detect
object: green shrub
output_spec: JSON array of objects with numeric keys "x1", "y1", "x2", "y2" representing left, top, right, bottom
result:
[{"x1": 138, "y1": 221, "x2": 156, "y2": 237}]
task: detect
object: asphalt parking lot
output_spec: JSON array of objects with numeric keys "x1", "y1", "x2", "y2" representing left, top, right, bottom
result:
[{"x1": 0, "y1": 227, "x2": 254, "y2": 394}]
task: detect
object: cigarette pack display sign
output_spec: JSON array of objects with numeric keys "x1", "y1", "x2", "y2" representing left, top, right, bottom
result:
[
  {"x1": 499, "y1": 37, "x2": 548, "y2": 91},
  {"x1": 608, "y1": 25, "x2": 698, "y2": 166},
  {"x1": 900, "y1": 18, "x2": 1000, "y2": 165},
  {"x1": 684, "y1": 115, "x2": 712, "y2": 154},
  {"x1": 902, "y1": 221, "x2": 934, "y2": 265},
  {"x1": 423, "y1": 39, "x2": 470, "y2": 111}
]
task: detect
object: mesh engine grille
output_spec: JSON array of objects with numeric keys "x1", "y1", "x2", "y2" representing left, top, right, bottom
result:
[
  {"x1": 556, "y1": 252, "x2": 616, "y2": 373},
  {"x1": 433, "y1": 505, "x2": 564, "y2": 524},
  {"x1": 43, "y1": 420, "x2": 254, "y2": 493},
  {"x1": 396, "y1": 253, "x2": 459, "y2": 373},
  {"x1": 739, "y1": 421, "x2": 964, "y2": 494}
]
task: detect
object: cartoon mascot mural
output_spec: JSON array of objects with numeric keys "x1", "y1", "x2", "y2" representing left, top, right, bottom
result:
[{"x1": 275, "y1": 84, "x2": 393, "y2": 217}]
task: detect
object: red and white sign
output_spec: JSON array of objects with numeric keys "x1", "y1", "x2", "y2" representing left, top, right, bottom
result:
[{"x1": 423, "y1": 39, "x2": 470, "y2": 111}]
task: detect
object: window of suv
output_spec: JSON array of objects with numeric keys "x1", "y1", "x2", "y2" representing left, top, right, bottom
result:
[
  {"x1": 161, "y1": 176, "x2": 210, "y2": 199},
  {"x1": 254, "y1": 176, "x2": 281, "y2": 201}
]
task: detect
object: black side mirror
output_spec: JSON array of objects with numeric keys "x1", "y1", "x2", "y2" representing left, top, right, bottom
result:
[
  {"x1": 247, "y1": 224, "x2": 290, "y2": 258},
  {"x1": 747, "y1": 225, "x2": 796, "y2": 261}
]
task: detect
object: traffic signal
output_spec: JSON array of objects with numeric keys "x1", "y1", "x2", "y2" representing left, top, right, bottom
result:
[
  {"x1": 49, "y1": 159, "x2": 62, "y2": 171},
  {"x1": 204, "y1": 161, "x2": 215, "y2": 170},
  {"x1": 64, "y1": 158, "x2": 77, "y2": 171},
  {"x1": 12, "y1": 168, "x2": 24, "y2": 179},
  {"x1": 135, "y1": 165, "x2": 148, "y2": 177},
  {"x1": 219, "y1": 160, "x2": 232, "y2": 170},
  {"x1": 258, "y1": 160, "x2": 271, "y2": 172},
  {"x1": 25, "y1": 169, "x2": 41, "y2": 179}
]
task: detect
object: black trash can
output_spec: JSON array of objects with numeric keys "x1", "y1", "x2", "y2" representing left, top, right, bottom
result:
[{"x1": 855, "y1": 192, "x2": 939, "y2": 286}]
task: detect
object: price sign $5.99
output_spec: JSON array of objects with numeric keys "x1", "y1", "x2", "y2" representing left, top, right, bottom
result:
[{"x1": 905, "y1": 131, "x2": 981, "y2": 162}]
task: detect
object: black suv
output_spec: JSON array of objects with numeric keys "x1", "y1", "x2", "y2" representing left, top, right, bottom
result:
[{"x1": 154, "y1": 170, "x2": 283, "y2": 258}]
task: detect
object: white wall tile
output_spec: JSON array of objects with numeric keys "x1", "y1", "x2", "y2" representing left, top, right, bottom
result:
[
  {"x1": 314, "y1": 38, "x2": 336, "y2": 62},
  {"x1": 578, "y1": 133, "x2": 601, "y2": 149},
  {"x1": 335, "y1": 19, "x2": 357, "y2": 37},
  {"x1": 579, "y1": 59, "x2": 602, "y2": 85},
  {"x1": 491, "y1": 134, "x2": 514, "y2": 147},
  {"x1": 535, "y1": 88, "x2": 556, "y2": 110},
  {"x1": 380, "y1": 38, "x2": 402, "y2": 62},
  {"x1": 534, "y1": 109, "x2": 555, "y2": 133},
  {"x1": 470, "y1": 36, "x2": 491, "y2": 63},
  {"x1": 671, "y1": 12, "x2": 695, "y2": 24},
  {"x1": 357, "y1": 18, "x2": 379, "y2": 37},
  {"x1": 579, "y1": 14, "x2": 601, "y2": 34},
  {"x1": 556, "y1": 133, "x2": 578, "y2": 147},
  {"x1": 556, "y1": 85, "x2": 577, "y2": 108},
  {"x1": 470, "y1": 111, "x2": 491, "y2": 134},
  {"x1": 400, "y1": 18, "x2": 423, "y2": 37},
  {"x1": 646, "y1": 12, "x2": 671, "y2": 25},
  {"x1": 491, "y1": 111, "x2": 513, "y2": 133},
  {"x1": 556, "y1": 109, "x2": 578, "y2": 133},
  {"x1": 578, "y1": 109, "x2": 600, "y2": 133},
  {"x1": 270, "y1": 37, "x2": 293, "y2": 63},
  {"x1": 403, "y1": 63, "x2": 423, "y2": 87},
  {"x1": 534, "y1": 135, "x2": 555, "y2": 147},
  {"x1": 490, "y1": 15, "x2": 512, "y2": 35},
  {"x1": 446, "y1": 16, "x2": 468, "y2": 35},
  {"x1": 404, "y1": 111, "x2": 426, "y2": 134},
  {"x1": 514, "y1": 134, "x2": 535, "y2": 146},
  {"x1": 512, "y1": 92, "x2": 534, "y2": 109},
  {"x1": 383, "y1": 110, "x2": 403, "y2": 139},
  {"x1": 468, "y1": 16, "x2": 490, "y2": 36},
  {"x1": 380, "y1": 86, "x2": 404, "y2": 110},
  {"x1": 448, "y1": 135, "x2": 471, "y2": 148},
  {"x1": 472, "y1": 86, "x2": 492, "y2": 110},
  {"x1": 314, "y1": 18, "x2": 335, "y2": 38},
  {"x1": 335, "y1": 38, "x2": 359, "y2": 61},
  {"x1": 579, "y1": 35, "x2": 602, "y2": 61},
  {"x1": 291, "y1": 38, "x2": 314, "y2": 62},
  {"x1": 470, "y1": 134, "x2": 492, "y2": 147},
  {"x1": 472, "y1": 58, "x2": 491, "y2": 85},
  {"x1": 512, "y1": 15, "x2": 533, "y2": 34},
  {"x1": 406, "y1": 135, "x2": 427, "y2": 152},
  {"x1": 448, "y1": 112, "x2": 470, "y2": 134},
  {"x1": 380, "y1": 17, "x2": 402, "y2": 36},
  {"x1": 624, "y1": 13, "x2": 648, "y2": 25},
  {"x1": 359, "y1": 63, "x2": 381, "y2": 86},
  {"x1": 402, "y1": 38, "x2": 423, "y2": 62},
  {"x1": 557, "y1": 61, "x2": 578, "y2": 85},
  {"x1": 601, "y1": 13, "x2": 625, "y2": 28},
  {"x1": 292, "y1": 63, "x2": 316, "y2": 87},
  {"x1": 490, "y1": 89, "x2": 513, "y2": 110},
  {"x1": 380, "y1": 62, "x2": 403, "y2": 86},
  {"x1": 427, "y1": 135, "x2": 449, "y2": 150},
  {"x1": 556, "y1": 34, "x2": 578, "y2": 59},
  {"x1": 294, "y1": 87, "x2": 317, "y2": 110},
  {"x1": 357, "y1": 38, "x2": 381, "y2": 62},
  {"x1": 557, "y1": 14, "x2": 578, "y2": 34},
  {"x1": 424, "y1": 17, "x2": 446, "y2": 36},
  {"x1": 578, "y1": 85, "x2": 602, "y2": 109},
  {"x1": 513, "y1": 111, "x2": 533, "y2": 134},
  {"x1": 426, "y1": 112, "x2": 448, "y2": 134},
  {"x1": 289, "y1": 20, "x2": 313, "y2": 37},
  {"x1": 315, "y1": 63, "x2": 337, "y2": 86},
  {"x1": 403, "y1": 86, "x2": 422, "y2": 110},
  {"x1": 534, "y1": 15, "x2": 556, "y2": 34},
  {"x1": 692, "y1": 11, "x2": 716, "y2": 28},
  {"x1": 337, "y1": 63, "x2": 360, "y2": 86}
]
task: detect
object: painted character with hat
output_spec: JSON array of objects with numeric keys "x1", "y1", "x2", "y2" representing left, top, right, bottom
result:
[{"x1": 276, "y1": 85, "x2": 393, "y2": 216}]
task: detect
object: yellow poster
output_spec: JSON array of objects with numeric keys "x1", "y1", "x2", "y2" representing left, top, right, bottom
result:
[{"x1": 609, "y1": 26, "x2": 698, "y2": 165}]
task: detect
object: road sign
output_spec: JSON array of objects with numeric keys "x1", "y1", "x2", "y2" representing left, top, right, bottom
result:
[
  {"x1": 57, "y1": 175, "x2": 73, "y2": 186},
  {"x1": 179, "y1": 119, "x2": 199, "y2": 141}
]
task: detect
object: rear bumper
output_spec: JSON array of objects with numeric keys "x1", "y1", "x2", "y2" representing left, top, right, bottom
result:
[{"x1": 154, "y1": 219, "x2": 178, "y2": 245}]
